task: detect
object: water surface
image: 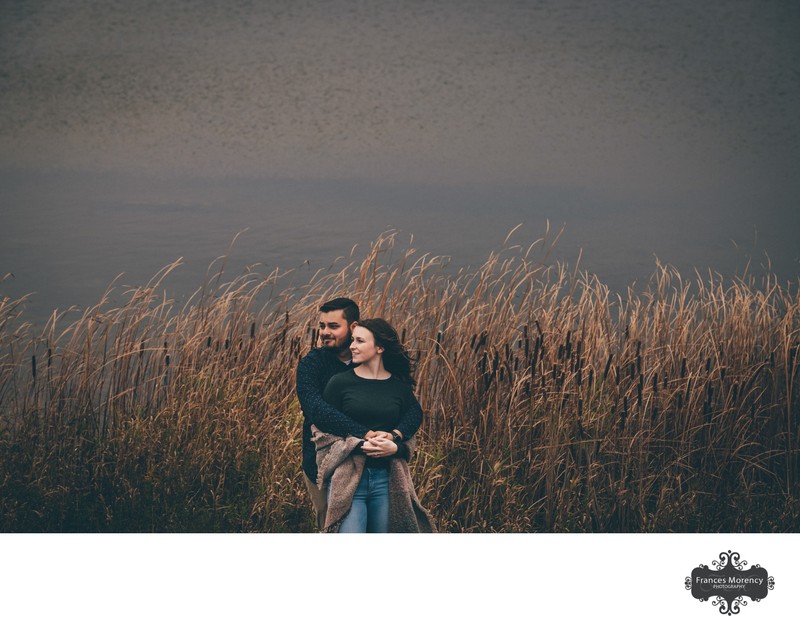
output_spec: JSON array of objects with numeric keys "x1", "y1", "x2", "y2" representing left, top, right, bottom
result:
[{"x1": 2, "y1": 0, "x2": 798, "y2": 326}]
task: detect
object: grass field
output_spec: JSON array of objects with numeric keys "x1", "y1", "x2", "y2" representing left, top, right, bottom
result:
[{"x1": 1, "y1": 230, "x2": 798, "y2": 532}]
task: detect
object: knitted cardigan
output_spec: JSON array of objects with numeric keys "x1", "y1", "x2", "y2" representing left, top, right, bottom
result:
[{"x1": 311, "y1": 426, "x2": 436, "y2": 533}]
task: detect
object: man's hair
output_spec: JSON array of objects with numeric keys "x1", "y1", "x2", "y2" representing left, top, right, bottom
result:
[{"x1": 319, "y1": 297, "x2": 360, "y2": 325}]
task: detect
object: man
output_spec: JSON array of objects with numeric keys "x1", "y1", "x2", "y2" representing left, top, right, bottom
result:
[{"x1": 295, "y1": 297, "x2": 423, "y2": 531}]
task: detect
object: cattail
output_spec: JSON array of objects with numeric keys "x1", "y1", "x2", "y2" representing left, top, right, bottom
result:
[
  {"x1": 31, "y1": 355, "x2": 36, "y2": 381},
  {"x1": 621, "y1": 396, "x2": 628, "y2": 430},
  {"x1": 603, "y1": 354, "x2": 613, "y2": 381},
  {"x1": 637, "y1": 374, "x2": 643, "y2": 407}
]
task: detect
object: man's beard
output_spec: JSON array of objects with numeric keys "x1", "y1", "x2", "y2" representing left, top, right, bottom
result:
[{"x1": 321, "y1": 335, "x2": 351, "y2": 353}]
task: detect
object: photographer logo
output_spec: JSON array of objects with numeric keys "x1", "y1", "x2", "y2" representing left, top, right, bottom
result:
[{"x1": 685, "y1": 550, "x2": 774, "y2": 615}]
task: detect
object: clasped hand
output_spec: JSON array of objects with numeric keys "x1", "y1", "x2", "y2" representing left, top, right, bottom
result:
[{"x1": 362, "y1": 430, "x2": 398, "y2": 457}]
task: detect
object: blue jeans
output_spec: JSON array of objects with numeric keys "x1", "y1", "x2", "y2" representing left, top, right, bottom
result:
[{"x1": 334, "y1": 467, "x2": 390, "y2": 533}]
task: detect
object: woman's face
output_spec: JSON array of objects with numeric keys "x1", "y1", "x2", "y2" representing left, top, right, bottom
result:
[{"x1": 350, "y1": 325, "x2": 382, "y2": 364}]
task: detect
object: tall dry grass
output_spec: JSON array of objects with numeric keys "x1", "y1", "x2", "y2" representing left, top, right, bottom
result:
[{"x1": 1, "y1": 230, "x2": 798, "y2": 531}]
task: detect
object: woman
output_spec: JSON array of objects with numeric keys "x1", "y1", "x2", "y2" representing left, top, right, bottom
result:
[{"x1": 312, "y1": 318, "x2": 434, "y2": 533}]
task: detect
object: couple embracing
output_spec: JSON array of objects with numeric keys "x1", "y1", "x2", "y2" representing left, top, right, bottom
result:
[{"x1": 295, "y1": 298, "x2": 435, "y2": 533}]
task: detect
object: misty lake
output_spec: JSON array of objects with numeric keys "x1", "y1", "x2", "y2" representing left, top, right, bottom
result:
[{"x1": 1, "y1": 0, "x2": 798, "y2": 327}]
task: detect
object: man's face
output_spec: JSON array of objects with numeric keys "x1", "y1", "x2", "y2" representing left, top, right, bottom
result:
[{"x1": 318, "y1": 309, "x2": 352, "y2": 352}]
